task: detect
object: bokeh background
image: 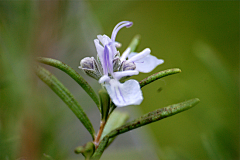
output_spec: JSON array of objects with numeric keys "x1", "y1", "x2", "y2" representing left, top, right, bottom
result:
[{"x1": 0, "y1": 1, "x2": 239, "y2": 160}]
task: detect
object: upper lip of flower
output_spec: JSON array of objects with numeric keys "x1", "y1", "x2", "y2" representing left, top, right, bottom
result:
[{"x1": 96, "y1": 21, "x2": 137, "y2": 83}]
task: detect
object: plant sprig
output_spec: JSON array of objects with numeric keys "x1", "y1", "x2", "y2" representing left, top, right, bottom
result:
[{"x1": 35, "y1": 35, "x2": 199, "y2": 160}]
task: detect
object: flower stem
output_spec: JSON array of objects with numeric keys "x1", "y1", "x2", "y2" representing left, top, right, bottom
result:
[{"x1": 94, "y1": 120, "x2": 106, "y2": 148}]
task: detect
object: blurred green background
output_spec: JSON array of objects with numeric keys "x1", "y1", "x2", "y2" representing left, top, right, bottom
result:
[{"x1": 0, "y1": 1, "x2": 239, "y2": 160}]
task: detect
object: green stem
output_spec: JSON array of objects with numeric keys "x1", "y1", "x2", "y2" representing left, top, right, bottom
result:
[
  {"x1": 35, "y1": 65, "x2": 96, "y2": 140},
  {"x1": 37, "y1": 57, "x2": 100, "y2": 110},
  {"x1": 93, "y1": 120, "x2": 107, "y2": 148},
  {"x1": 91, "y1": 136, "x2": 109, "y2": 160}
]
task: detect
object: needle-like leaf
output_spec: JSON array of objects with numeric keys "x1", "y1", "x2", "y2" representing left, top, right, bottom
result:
[
  {"x1": 92, "y1": 98, "x2": 200, "y2": 159},
  {"x1": 37, "y1": 57, "x2": 100, "y2": 110},
  {"x1": 139, "y1": 68, "x2": 181, "y2": 88},
  {"x1": 108, "y1": 98, "x2": 199, "y2": 137},
  {"x1": 35, "y1": 65, "x2": 95, "y2": 140}
]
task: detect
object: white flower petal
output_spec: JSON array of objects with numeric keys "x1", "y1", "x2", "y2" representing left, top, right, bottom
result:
[
  {"x1": 128, "y1": 48, "x2": 151, "y2": 62},
  {"x1": 105, "y1": 79, "x2": 143, "y2": 107},
  {"x1": 120, "y1": 47, "x2": 131, "y2": 61},
  {"x1": 94, "y1": 39, "x2": 104, "y2": 63},
  {"x1": 99, "y1": 75, "x2": 110, "y2": 83},
  {"x1": 128, "y1": 52, "x2": 164, "y2": 73},
  {"x1": 113, "y1": 70, "x2": 139, "y2": 80},
  {"x1": 97, "y1": 35, "x2": 111, "y2": 46}
]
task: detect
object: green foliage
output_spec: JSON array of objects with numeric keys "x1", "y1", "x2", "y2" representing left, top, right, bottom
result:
[
  {"x1": 100, "y1": 111, "x2": 129, "y2": 144},
  {"x1": 128, "y1": 35, "x2": 141, "y2": 52},
  {"x1": 99, "y1": 89, "x2": 110, "y2": 121},
  {"x1": 92, "y1": 98, "x2": 199, "y2": 159},
  {"x1": 37, "y1": 57, "x2": 100, "y2": 110},
  {"x1": 35, "y1": 65, "x2": 96, "y2": 140}
]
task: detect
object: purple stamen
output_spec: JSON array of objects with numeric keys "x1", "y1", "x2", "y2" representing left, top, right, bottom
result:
[{"x1": 111, "y1": 21, "x2": 133, "y2": 42}]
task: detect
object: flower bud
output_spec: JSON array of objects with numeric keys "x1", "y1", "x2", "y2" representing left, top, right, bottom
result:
[
  {"x1": 121, "y1": 61, "x2": 136, "y2": 71},
  {"x1": 79, "y1": 57, "x2": 102, "y2": 80},
  {"x1": 80, "y1": 57, "x2": 94, "y2": 69}
]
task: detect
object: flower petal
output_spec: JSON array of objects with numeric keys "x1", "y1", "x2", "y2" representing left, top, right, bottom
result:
[
  {"x1": 128, "y1": 52, "x2": 164, "y2": 73},
  {"x1": 113, "y1": 70, "x2": 139, "y2": 80},
  {"x1": 127, "y1": 48, "x2": 151, "y2": 62},
  {"x1": 104, "y1": 45, "x2": 114, "y2": 75},
  {"x1": 120, "y1": 47, "x2": 131, "y2": 61},
  {"x1": 94, "y1": 39, "x2": 104, "y2": 64},
  {"x1": 105, "y1": 79, "x2": 143, "y2": 107},
  {"x1": 97, "y1": 35, "x2": 111, "y2": 46},
  {"x1": 99, "y1": 75, "x2": 110, "y2": 83}
]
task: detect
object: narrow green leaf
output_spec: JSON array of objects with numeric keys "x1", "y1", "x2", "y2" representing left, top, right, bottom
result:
[
  {"x1": 108, "y1": 98, "x2": 199, "y2": 138},
  {"x1": 37, "y1": 57, "x2": 100, "y2": 110},
  {"x1": 100, "y1": 111, "x2": 129, "y2": 140},
  {"x1": 35, "y1": 65, "x2": 95, "y2": 140},
  {"x1": 139, "y1": 68, "x2": 181, "y2": 88},
  {"x1": 128, "y1": 35, "x2": 141, "y2": 53},
  {"x1": 108, "y1": 103, "x2": 117, "y2": 115},
  {"x1": 92, "y1": 98, "x2": 199, "y2": 159},
  {"x1": 99, "y1": 89, "x2": 110, "y2": 121}
]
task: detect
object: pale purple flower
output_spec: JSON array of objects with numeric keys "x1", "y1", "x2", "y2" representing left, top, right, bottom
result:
[{"x1": 80, "y1": 21, "x2": 164, "y2": 107}]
